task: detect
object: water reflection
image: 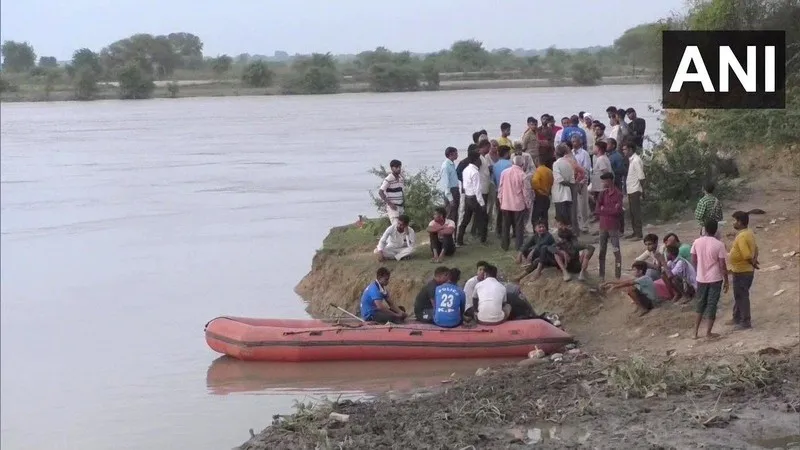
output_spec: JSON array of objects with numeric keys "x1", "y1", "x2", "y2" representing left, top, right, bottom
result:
[{"x1": 206, "y1": 356, "x2": 516, "y2": 396}]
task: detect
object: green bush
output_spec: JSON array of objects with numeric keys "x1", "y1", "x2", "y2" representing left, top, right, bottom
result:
[
  {"x1": 117, "y1": 63, "x2": 155, "y2": 99},
  {"x1": 367, "y1": 63, "x2": 420, "y2": 92},
  {"x1": 641, "y1": 122, "x2": 737, "y2": 221},
  {"x1": 241, "y1": 61, "x2": 274, "y2": 88},
  {"x1": 368, "y1": 165, "x2": 442, "y2": 231},
  {"x1": 74, "y1": 68, "x2": 99, "y2": 100},
  {"x1": 571, "y1": 60, "x2": 602, "y2": 86}
]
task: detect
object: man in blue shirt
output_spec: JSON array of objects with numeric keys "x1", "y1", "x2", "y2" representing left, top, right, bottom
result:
[
  {"x1": 439, "y1": 146, "x2": 460, "y2": 227},
  {"x1": 360, "y1": 267, "x2": 407, "y2": 323},
  {"x1": 560, "y1": 115, "x2": 587, "y2": 147},
  {"x1": 434, "y1": 268, "x2": 466, "y2": 328}
]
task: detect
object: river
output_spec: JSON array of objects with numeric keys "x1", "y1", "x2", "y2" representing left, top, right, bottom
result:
[{"x1": 0, "y1": 84, "x2": 661, "y2": 450}]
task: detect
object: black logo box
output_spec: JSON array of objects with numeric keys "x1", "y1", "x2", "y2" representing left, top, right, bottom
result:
[{"x1": 662, "y1": 30, "x2": 786, "y2": 109}]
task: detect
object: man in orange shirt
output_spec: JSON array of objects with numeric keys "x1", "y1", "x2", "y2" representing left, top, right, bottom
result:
[{"x1": 530, "y1": 154, "x2": 554, "y2": 230}]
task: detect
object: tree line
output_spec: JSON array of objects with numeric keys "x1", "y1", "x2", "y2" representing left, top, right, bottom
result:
[{"x1": 0, "y1": 25, "x2": 668, "y2": 101}]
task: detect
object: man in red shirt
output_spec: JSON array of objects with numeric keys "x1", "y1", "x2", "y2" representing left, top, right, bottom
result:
[{"x1": 595, "y1": 172, "x2": 623, "y2": 280}]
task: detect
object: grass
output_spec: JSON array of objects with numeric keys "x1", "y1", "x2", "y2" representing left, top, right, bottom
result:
[{"x1": 606, "y1": 356, "x2": 775, "y2": 400}]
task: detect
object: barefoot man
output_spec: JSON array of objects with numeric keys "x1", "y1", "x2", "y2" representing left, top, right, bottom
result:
[{"x1": 691, "y1": 219, "x2": 730, "y2": 340}]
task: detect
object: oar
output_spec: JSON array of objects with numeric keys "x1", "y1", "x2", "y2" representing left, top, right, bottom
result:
[{"x1": 329, "y1": 303, "x2": 365, "y2": 323}]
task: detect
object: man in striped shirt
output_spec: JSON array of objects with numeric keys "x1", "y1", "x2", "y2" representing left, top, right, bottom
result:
[{"x1": 379, "y1": 159, "x2": 405, "y2": 225}]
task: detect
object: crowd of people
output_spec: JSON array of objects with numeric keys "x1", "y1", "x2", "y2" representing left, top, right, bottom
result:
[{"x1": 362, "y1": 106, "x2": 759, "y2": 340}]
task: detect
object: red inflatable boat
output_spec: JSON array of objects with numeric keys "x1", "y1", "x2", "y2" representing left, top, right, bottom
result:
[{"x1": 205, "y1": 316, "x2": 574, "y2": 362}]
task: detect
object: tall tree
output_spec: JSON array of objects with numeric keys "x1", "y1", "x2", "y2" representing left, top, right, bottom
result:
[
  {"x1": 166, "y1": 32, "x2": 203, "y2": 68},
  {"x1": 450, "y1": 39, "x2": 490, "y2": 72},
  {"x1": 38, "y1": 56, "x2": 58, "y2": 68},
  {"x1": 71, "y1": 48, "x2": 103, "y2": 76},
  {"x1": 211, "y1": 55, "x2": 233, "y2": 76},
  {"x1": 1, "y1": 41, "x2": 36, "y2": 72}
]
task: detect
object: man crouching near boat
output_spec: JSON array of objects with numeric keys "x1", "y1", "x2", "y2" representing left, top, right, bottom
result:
[{"x1": 360, "y1": 267, "x2": 407, "y2": 324}]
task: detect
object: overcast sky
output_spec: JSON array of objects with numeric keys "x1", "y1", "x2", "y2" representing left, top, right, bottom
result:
[{"x1": 1, "y1": 0, "x2": 685, "y2": 60}]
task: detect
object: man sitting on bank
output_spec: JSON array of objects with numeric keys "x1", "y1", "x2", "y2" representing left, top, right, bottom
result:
[
  {"x1": 360, "y1": 267, "x2": 407, "y2": 323},
  {"x1": 471, "y1": 264, "x2": 512, "y2": 325},
  {"x1": 427, "y1": 207, "x2": 456, "y2": 263},
  {"x1": 434, "y1": 268, "x2": 467, "y2": 328},
  {"x1": 413, "y1": 266, "x2": 452, "y2": 323},
  {"x1": 375, "y1": 214, "x2": 416, "y2": 262}
]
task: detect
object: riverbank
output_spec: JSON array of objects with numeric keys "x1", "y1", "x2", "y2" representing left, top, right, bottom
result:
[
  {"x1": 249, "y1": 174, "x2": 800, "y2": 448},
  {"x1": 0, "y1": 75, "x2": 652, "y2": 103},
  {"x1": 240, "y1": 348, "x2": 800, "y2": 449}
]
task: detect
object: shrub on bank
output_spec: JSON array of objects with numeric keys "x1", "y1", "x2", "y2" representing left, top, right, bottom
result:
[
  {"x1": 117, "y1": 63, "x2": 155, "y2": 100},
  {"x1": 641, "y1": 121, "x2": 737, "y2": 221},
  {"x1": 369, "y1": 165, "x2": 442, "y2": 231}
]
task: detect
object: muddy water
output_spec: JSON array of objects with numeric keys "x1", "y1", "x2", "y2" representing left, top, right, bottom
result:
[{"x1": 0, "y1": 85, "x2": 660, "y2": 450}]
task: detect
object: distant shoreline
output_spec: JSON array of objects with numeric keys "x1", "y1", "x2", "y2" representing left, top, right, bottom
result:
[{"x1": 0, "y1": 75, "x2": 655, "y2": 104}]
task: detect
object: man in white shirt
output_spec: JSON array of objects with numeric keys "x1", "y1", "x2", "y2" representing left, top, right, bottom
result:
[
  {"x1": 375, "y1": 214, "x2": 416, "y2": 261},
  {"x1": 379, "y1": 159, "x2": 405, "y2": 225},
  {"x1": 551, "y1": 144, "x2": 575, "y2": 224},
  {"x1": 623, "y1": 142, "x2": 646, "y2": 240},
  {"x1": 471, "y1": 265, "x2": 511, "y2": 324},
  {"x1": 475, "y1": 140, "x2": 493, "y2": 237},
  {"x1": 456, "y1": 153, "x2": 487, "y2": 245},
  {"x1": 570, "y1": 135, "x2": 592, "y2": 233},
  {"x1": 463, "y1": 260, "x2": 489, "y2": 304}
]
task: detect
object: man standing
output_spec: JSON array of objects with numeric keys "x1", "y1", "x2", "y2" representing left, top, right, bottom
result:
[
  {"x1": 375, "y1": 214, "x2": 416, "y2": 261},
  {"x1": 691, "y1": 219, "x2": 729, "y2": 340},
  {"x1": 497, "y1": 122, "x2": 514, "y2": 149},
  {"x1": 561, "y1": 115, "x2": 588, "y2": 147},
  {"x1": 457, "y1": 153, "x2": 487, "y2": 245},
  {"x1": 571, "y1": 135, "x2": 592, "y2": 234},
  {"x1": 498, "y1": 155, "x2": 532, "y2": 251},
  {"x1": 553, "y1": 116, "x2": 570, "y2": 146},
  {"x1": 729, "y1": 211, "x2": 759, "y2": 330},
  {"x1": 552, "y1": 144, "x2": 575, "y2": 225},
  {"x1": 695, "y1": 182, "x2": 724, "y2": 238},
  {"x1": 595, "y1": 172, "x2": 623, "y2": 280},
  {"x1": 623, "y1": 142, "x2": 645, "y2": 240},
  {"x1": 427, "y1": 207, "x2": 456, "y2": 263},
  {"x1": 379, "y1": 159, "x2": 405, "y2": 225},
  {"x1": 439, "y1": 147, "x2": 460, "y2": 228},
  {"x1": 492, "y1": 146, "x2": 513, "y2": 236},
  {"x1": 581, "y1": 113, "x2": 596, "y2": 160},
  {"x1": 625, "y1": 108, "x2": 647, "y2": 149},
  {"x1": 513, "y1": 141, "x2": 535, "y2": 174},
  {"x1": 531, "y1": 155, "x2": 554, "y2": 230},
  {"x1": 477, "y1": 140, "x2": 493, "y2": 236},
  {"x1": 521, "y1": 117, "x2": 540, "y2": 163}
]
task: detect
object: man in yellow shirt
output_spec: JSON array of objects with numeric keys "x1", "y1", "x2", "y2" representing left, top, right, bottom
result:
[
  {"x1": 497, "y1": 122, "x2": 514, "y2": 149},
  {"x1": 729, "y1": 211, "x2": 759, "y2": 330},
  {"x1": 530, "y1": 154, "x2": 554, "y2": 230}
]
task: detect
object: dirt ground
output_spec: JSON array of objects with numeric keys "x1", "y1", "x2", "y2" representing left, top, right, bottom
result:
[
  {"x1": 240, "y1": 347, "x2": 800, "y2": 450},
  {"x1": 243, "y1": 175, "x2": 799, "y2": 449}
]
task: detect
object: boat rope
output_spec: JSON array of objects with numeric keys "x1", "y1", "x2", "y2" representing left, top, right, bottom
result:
[{"x1": 281, "y1": 326, "x2": 494, "y2": 336}]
